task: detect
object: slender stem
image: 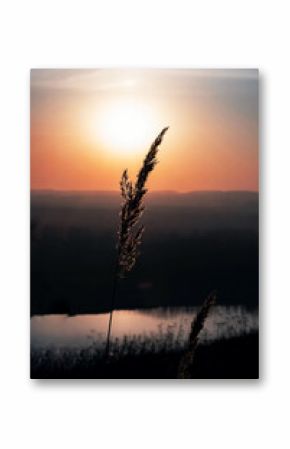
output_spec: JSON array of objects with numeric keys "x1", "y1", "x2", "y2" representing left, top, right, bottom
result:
[{"x1": 104, "y1": 265, "x2": 119, "y2": 360}]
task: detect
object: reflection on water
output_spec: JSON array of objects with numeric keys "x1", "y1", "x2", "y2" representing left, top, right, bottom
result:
[{"x1": 31, "y1": 306, "x2": 258, "y2": 349}]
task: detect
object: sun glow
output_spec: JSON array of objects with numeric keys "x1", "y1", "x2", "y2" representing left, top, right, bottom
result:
[{"x1": 97, "y1": 100, "x2": 157, "y2": 155}]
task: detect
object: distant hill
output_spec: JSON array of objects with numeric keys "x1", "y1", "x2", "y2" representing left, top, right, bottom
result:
[
  {"x1": 31, "y1": 190, "x2": 258, "y2": 315},
  {"x1": 31, "y1": 189, "x2": 258, "y2": 207},
  {"x1": 31, "y1": 190, "x2": 258, "y2": 233}
]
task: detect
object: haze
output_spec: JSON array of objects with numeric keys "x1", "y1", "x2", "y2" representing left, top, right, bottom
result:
[{"x1": 31, "y1": 68, "x2": 258, "y2": 191}]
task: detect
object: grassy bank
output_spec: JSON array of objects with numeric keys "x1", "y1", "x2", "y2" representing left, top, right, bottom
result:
[{"x1": 31, "y1": 332, "x2": 258, "y2": 379}]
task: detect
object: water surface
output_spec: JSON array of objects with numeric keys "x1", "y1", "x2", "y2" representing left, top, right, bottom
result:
[{"x1": 31, "y1": 306, "x2": 258, "y2": 350}]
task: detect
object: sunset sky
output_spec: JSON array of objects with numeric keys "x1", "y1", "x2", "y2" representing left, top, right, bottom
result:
[{"x1": 31, "y1": 69, "x2": 258, "y2": 192}]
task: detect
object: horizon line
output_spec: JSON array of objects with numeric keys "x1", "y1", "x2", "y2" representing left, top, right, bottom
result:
[{"x1": 31, "y1": 188, "x2": 259, "y2": 194}]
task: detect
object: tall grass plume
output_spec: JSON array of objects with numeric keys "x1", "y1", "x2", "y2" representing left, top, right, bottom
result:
[
  {"x1": 177, "y1": 291, "x2": 217, "y2": 378},
  {"x1": 105, "y1": 127, "x2": 169, "y2": 359}
]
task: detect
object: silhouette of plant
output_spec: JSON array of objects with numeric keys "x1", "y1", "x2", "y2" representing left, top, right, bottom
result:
[
  {"x1": 177, "y1": 291, "x2": 217, "y2": 378},
  {"x1": 104, "y1": 127, "x2": 169, "y2": 359}
]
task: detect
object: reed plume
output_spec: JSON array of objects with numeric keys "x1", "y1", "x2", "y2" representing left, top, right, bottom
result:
[
  {"x1": 177, "y1": 291, "x2": 217, "y2": 378},
  {"x1": 105, "y1": 127, "x2": 169, "y2": 359}
]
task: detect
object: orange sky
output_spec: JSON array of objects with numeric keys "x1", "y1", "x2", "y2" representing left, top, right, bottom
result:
[{"x1": 31, "y1": 69, "x2": 258, "y2": 192}]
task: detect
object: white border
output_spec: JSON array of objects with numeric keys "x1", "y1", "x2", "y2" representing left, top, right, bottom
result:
[{"x1": 0, "y1": 1, "x2": 289, "y2": 448}]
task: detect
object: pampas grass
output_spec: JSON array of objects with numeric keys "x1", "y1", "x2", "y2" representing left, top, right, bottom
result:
[
  {"x1": 105, "y1": 127, "x2": 169, "y2": 359},
  {"x1": 177, "y1": 291, "x2": 217, "y2": 378}
]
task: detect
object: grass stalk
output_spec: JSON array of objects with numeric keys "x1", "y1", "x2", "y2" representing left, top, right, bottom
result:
[
  {"x1": 104, "y1": 127, "x2": 169, "y2": 360},
  {"x1": 177, "y1": 291, "x2": 217, "y2": 378}
]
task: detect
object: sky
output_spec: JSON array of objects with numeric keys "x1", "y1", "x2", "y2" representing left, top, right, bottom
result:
[{"x1": 31, "y1": 69, "x2": 258, "y2": 192}]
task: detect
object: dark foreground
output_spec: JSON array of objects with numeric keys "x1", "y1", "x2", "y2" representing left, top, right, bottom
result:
[{"x1": 31, "y1": 332, "x2": 259, "y2": 379}]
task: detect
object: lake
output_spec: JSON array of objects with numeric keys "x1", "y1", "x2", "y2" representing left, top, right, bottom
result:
[{"x1": 31, "y1": 306, "x2": 258, "y2": 350}]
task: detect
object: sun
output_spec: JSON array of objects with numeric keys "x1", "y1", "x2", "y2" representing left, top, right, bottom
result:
[{"x1": 97, "y1": 99, "x2": 157, "y2": 155}]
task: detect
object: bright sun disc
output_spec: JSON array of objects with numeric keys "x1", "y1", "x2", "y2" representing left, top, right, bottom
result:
[{"x1": 98, "y1": 100, "x2": 156, "y2": 155}]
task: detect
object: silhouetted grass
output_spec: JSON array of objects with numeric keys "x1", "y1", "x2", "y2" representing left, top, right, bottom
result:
[
  {"x1": 178, "y1": 291, "x2": 216, "y2": 378},
  {"x1": 31, "y1": 331, "x2": 258, "y2": 379},
  {"x1": 117, "y1": 127, "x2": 169, "y2": 278},
  {"x1": 105, "y1": 127, "x2": 169, "y2": 357}
]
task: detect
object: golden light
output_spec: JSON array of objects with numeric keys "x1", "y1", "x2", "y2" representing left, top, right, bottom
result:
[{"x1": 97, "y1": 99, "x2": 157, "y2": 155}]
